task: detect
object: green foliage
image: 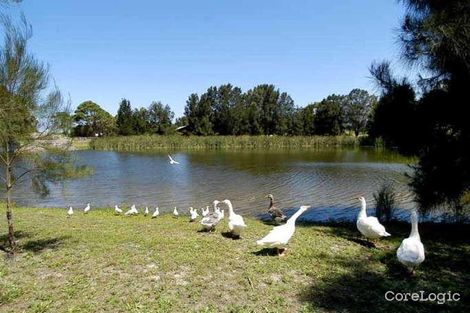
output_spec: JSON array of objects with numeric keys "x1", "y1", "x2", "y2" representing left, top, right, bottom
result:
[
  {"x1": 183, "y1": 84, "x2": 316, "y2": 136},
  {"x1": 370, "y1": 0, "x2": 470, "y2": 215},
  {"x1": 147, "y1": 101, "x2": 174, "y2": 135},
  {"x1": 116, "y1": 98, "x2": 134, "y2": 135},
  {"x1": 313, "y1": 95, "x2": 345, "y2": 135},
  {"x1": 373, "y1": 183, "x2": 396, "y2": 223},
  {"x1": 52, "y1": 111, "x2": 73, "y2": 136},
  {"x1": 0, "y1": 15, "x2": 91, "y2": 251},
  {"x1": 132, "y1": 107, "x2": 150, "y2": 134},
  {"x1": 297, "y1": 104, "x2": 315, "y2": 135},
  {"x1": 212, "y1": 84, "x2": 243, "y2": 135},
  {"x1": 343, "y1": 89, "x2": 376, "y2": 137},
  {"x1": 115, "y1": 99, "x2": 176, "y2": 136},
  {"x1": 73, "y1": 100, "x2": 116, "y2": 137},
  {"x1": 368, "y1": 62, "x2": 418, "y2": 154},
  {"x1": 184, "y1": 92, "x2": 213, "y2": 135}
]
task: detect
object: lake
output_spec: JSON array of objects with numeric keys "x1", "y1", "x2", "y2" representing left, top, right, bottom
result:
[{"x1": 8, "y1": 148, "x2": 418, "y2": 222}]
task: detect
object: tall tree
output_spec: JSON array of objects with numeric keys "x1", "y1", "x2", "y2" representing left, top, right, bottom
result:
[
  {"x1": 132, "y1": 107, "x2": 150, "y2": 134},
  {"x1": 343, "y1": 89, "x2": 377, "y2": 137},
  {"x1": 0, "y1": 17, "x2": 85, "y2": 252},
  {"x1": 184, "y1": 93, "x2": 199, "y2": 134},
  {"x1": 212, "y1": 84, "x2": 242, "y2": 135},
  {"x1": 183, "y1": 92, "x2": 213, "y2": 136},
  {"x1": 368, "y1": 62, "x2": 418, "y2": 153},
  {"x1": 313, "y1": 95, "x2": 345, "y2": 135},
  {"x1": 401, "y1": 0, "x2": 470, "y2": 215},
  {"x1": 116, "y1": 99, "x2": 134, "y2": 135},
  {"x1": 371, "y1": 0, "x2": 470, "y2": 215},
  {"x1": 196, "y1": 89, "x2": 215, "y2": 135},
  {"x1": 53, "y1": 111, "x2": 73, "y2": 136},
  {"x1": 301, "y1": 104, "x2": 316, "y2": 135},
  {"x1": 73, "y1": 101, "x2": 116, "y2": 137},
  {"x1": 148, "y1": 101, "x2": 174, "y2": 135}
]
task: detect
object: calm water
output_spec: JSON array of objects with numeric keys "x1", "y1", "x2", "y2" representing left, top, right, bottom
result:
[{"x1": 9, "y1": 148, "x2": 417, "y2": 222}]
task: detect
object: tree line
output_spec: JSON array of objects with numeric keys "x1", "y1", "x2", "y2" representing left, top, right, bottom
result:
[{"x1": 66, "y1": 86, "x2": 377, "y2": 138}]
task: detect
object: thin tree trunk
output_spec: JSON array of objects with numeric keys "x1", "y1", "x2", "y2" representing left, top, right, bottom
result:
[{"x1": 5, "y1": 144, "x2": 16, "y2": 252}]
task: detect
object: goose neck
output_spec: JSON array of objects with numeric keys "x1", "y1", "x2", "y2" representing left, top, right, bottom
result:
[
  {"x1": 358, "y1": 201, "x2": 367, "y2": 219},
  {"x1": 410, "y1": 215, "x2": 420, "y2": 239}
]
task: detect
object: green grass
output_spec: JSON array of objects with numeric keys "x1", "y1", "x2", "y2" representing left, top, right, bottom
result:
[
  {"x1": 90, "y1": 135, "x2": 359, "y2": 151},
  {"x1": 0, "y1": 206, "x2": 468, "y2": 312},
  {"x1": 71, "y1": 138, "x2": 91, "y2": 150}
]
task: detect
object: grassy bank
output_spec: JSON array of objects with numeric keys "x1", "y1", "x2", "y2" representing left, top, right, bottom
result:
[
  {"x1": 71, "y1": 138, "x2": 92, "y2": 150},
  {"x1": 90, "y1": 135, "x2": 359, "y2": 151},
  {"x1": 1, "y1": 206, "x2": 468, "y2": 313}
]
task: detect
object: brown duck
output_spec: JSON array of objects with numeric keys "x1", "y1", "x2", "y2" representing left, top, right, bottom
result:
[{"x1": 266, "y1": 194, "x2": 286, "y2": 225}]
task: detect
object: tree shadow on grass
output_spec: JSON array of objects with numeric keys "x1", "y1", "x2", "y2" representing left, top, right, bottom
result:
[
  {"x1": 0, "y1": 231, "x2": 32, "y2": 252},
  {"x1": 299, "y1": 224, "x2": 470, "y2": 313},
  {"x1": 21, "y1": 235, "x2": 70, "y2": 253}
]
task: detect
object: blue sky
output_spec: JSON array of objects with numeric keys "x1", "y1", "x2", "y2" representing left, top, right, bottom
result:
[{"x1": 6, "y1": 0, "x2": 406, "y2": 118}]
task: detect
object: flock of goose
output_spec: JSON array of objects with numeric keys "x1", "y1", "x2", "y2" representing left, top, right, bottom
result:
[
  {"x1": 66, "y1": 155, "x2": 425, "y2": 273},
  {"x1": 66, "y1": 194, "x2": 425, "y2": 274}
]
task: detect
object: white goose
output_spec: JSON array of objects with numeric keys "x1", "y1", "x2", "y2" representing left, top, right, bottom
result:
[
  {"x1": 125, "y1": 204, "x2": 138, "y2": 216},
  {"x1": 144, "y1": 207, "x2": 149, "y2": 216},
  {"x1": 168, "y1": 155, "x2": 179, "y2": 165},
  {"x1": 114, "y1": 205, "x2": 122, "y2": 215},
  {"x1": 173, "y1": 207, "x2": 179, "y2": 218},
  {"x1": 223, "y1": 199, "x2": 247, "y2": 238},
  {"x1": 200, "y1": 200, "x2": 223, "y2": 232},
  {"x1": 67, "y1": 206, "x2": 73, "y2": 217},
  {"x1": 356, "y1": 197, "x2": 391, "y2": 241},
  {"x1": 152, "y1": 207, "x2": 160, "y2": 218},
  {"x1": 256, "y1": 205, "x2": 310, "y2": 256},
  {"x1": 202, "y1": 206, "x2": 209, "y2": 217},
  {"x1": 189, "y1": 207, "x2": 199, "y2": 222},
  {"x1": 397, "y1": 210, "x2": 425, "y2": 273},
  {"x1": 84, "y1": 203, "x2": 91, "y2": 214}
]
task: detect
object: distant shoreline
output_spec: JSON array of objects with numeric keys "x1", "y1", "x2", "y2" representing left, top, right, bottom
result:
[{"x1": 87, "y1": 135, "x2": 363, "y2": 151}]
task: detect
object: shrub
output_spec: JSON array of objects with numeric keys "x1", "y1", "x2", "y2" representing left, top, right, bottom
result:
[{"x1": 374, "y1": 183, "x2": 396, "y2": 223}]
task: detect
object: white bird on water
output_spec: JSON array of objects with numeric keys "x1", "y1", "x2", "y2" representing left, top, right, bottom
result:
[
  {"x1": 189, "y1": 207, "x2": 199, "y2": 222},
  {"x1": 152, "y1": 207, "x2": 160, "y2": 218},
  {"x1": 356, "y1": 197, "x2": 391, "y2": 243},
  {"x1": 256, "y1": 205, "x2": 310, "y2": 256},
  {"x1": 202, "y1": 206, "x2": 209, "y2": 217},
  {"x1": 397, "y1": 210, "x2": 425, "y2": 274},
  {"x1": 144, "y1": 207, "x2": 149, "y2": 216},
  {"x1": 84, "y1": 203, "x2": 91, "y2": 214},
  {"x1": 114, "y1": 205, "x2": 122, "y2": 215},
  {"x1": 173, "y1": 207, "x2": 179, "y2": 217},
  {"x1": 168, "y1": 155, "x2": 179, "y2": 165},
  {"x1": 223, "y1": 199, "x2": 247, "y2": 238},
  {"x1": 67, "y1": 206, "x2": 73, "y2": 217}
]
